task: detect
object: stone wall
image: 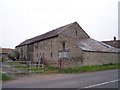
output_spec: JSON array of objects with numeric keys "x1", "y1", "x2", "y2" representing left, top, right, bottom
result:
[
  {"x1": 60, "y1": 56, "x2": 84, "y2": 68},
  {"x1": 83, "y1": 51, "x2": 119, "y2": 66},
  {"x1": 32, "y1": 35, "x2": 83, "y2": 67},
  {"x1": 56, "y1": 35, "x2": 83, "y2": 68},
  {"x1": 33, "y1": 37, "x2": 60, "y2": 67},
  {"x1": 59, "y1": 51, "x2": 119, "y2": 68}
]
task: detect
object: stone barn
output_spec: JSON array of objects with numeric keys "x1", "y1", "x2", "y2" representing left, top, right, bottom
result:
[{"x1": 16, "y1": 22, "x2": 119, "y2": 68}]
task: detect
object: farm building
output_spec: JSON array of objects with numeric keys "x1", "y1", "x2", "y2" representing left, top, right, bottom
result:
[
  {"x1": 102, "y1": 37, "x2": 120, "y2": 49},
  {"x1": 16, "y1": 22, "x2": 119, "y2": 68},
  {"x1": 0, "y1": 48, "x2": 14, "y2": 61}
]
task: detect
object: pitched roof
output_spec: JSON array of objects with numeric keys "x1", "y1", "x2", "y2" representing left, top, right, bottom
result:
[
  {"x1": 78, "y1": 38, "x2": 119, "y2": 52},
  {"x1": 102, "y1": 40, "x2": 120, "y2": 48},
  {"x1": 16, "y1": 22, "x2": 89, "y2": 47},
  {"x1": 0, "y1": 48, "x2": 14, "y2": 54}
]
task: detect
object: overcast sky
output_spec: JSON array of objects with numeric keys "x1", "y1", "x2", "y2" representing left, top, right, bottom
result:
[{"x1": 0, "y1": 0, "x2": 119, "y2": 49}]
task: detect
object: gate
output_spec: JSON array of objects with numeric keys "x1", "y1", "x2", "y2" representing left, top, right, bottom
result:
[{"x1": 7, "y1": 61, "x2": 45, "y2": 79}]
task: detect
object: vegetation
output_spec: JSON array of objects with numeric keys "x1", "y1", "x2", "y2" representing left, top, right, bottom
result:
[
  {"x1": 58, "y1": 63, "x2": 120, "y2": 73},
  {"x1": 44, "y1": 66, "x2": 59, "y2": 74},
  {"x1": 0, "y1": 73, "x2": 11, "y2": 81},
  {"x1": 1, "y1": 62, "x2": 119, "y2": 81},
  {"x1": 30, "y1": 63, "x2": 119, "y2": 74},
  {"x1": 7, "y1": 62, "x2": 120, "y2": 74},
  {"x1": 44, "y1": 63, "x2": 120, "y2": 74},
  {"x1": 8, "y1": 50, "x2": 20, "y2": 61},
  {"x1": 8, "y1": 62, "x2": 45, "y2": 74}
]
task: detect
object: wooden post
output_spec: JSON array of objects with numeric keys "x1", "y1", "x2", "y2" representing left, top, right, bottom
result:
[{"x1": 60, "y1": 58, "x2": 62, "y2": 69}]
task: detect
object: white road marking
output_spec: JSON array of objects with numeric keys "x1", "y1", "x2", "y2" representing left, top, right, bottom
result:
[{"x1": 84, "y1": 79, "x2": 120, "y2": 88}]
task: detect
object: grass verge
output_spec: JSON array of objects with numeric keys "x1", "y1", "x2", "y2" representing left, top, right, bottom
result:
[
  {"x1": 0, "y1": 73, "x2": 11, "y2": 81},
  {"x1": 7, "y1": 62, "x2": 120, "y2": 74},
  {"x1": 58, "y1": 63, "x2": 120, "y2": 73}
]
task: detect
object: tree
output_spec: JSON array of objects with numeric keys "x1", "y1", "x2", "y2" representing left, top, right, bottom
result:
[{"x1": 8, "y1": 50, "x2": 20, "y2": 61}]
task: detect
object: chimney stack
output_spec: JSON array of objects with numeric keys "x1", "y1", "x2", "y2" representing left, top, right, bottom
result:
[{"x1": 113, "y1": 36, "x2": 116, "y2": 41}]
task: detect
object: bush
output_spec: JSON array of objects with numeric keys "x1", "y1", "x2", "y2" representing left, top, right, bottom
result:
[
  {"x1": 2, "y1": 74, "x2": 11, "y2": 81},
  {"x1": 8, "y1": 50, "x2": 20, "y2": 61}
]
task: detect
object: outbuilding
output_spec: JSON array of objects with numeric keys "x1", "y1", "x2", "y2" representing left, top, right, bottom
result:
[{"x1": 16, "y1": 22, "x2": 119, "y2": 68}]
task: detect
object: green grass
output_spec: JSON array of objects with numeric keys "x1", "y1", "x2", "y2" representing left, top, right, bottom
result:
[
  {"x1": 58, "y1": 63, "x2": 120, "y2": 73},
  {"x1": 8, "y1": 62, "x2": 28, "y2": 69},
  {"x1": 0, "y1": 63, "x2": 119, "y2": 81},
  {"x1": 7, "y1": 62, "x2": 120, "y2": 74},
  {"x1": 0, "y1": 73, "x2": 11, "y2": 81},
  {"x1": 44, "y1": 66, "x2": 59, "y2": 74},
  {"x1": 43, "y1": 63, "x2": 120, "y2": 74},
  {"x1": 8, "y1": 62, "x2": 45, "y2": 74}
]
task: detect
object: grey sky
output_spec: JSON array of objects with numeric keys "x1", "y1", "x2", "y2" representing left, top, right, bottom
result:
[{"x1": 0, "y1": 0, "x2": 119, "y2": 49}]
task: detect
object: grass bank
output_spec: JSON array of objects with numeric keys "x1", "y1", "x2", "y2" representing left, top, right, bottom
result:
[{"x1": 57, "y1": 63, "x2": 120, "y2": 73}]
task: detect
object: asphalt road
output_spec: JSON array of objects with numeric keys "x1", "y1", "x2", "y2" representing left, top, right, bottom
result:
[{"x1": 2, "y1": 69, "x2": 119, "y2": 89}]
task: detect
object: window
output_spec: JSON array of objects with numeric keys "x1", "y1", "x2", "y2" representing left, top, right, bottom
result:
[
  {"x1": 51, "y1": 52, "x2": 53, "y2": 58},
  {"x1": 62, "y1": 42, "x2": 65, "y2": 50},
  {"x1": 76, "y1": 30, "x2": 77, "y2": 35}
]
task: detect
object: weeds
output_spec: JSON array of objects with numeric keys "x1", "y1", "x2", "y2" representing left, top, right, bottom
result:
[{"x1": 0, "y1": 73, "x2": 11, "y2": 81}]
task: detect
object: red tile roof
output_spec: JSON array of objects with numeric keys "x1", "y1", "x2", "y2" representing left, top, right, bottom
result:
[{"x1": 0, "y1": 48, "x2": 14, "y2": 54}]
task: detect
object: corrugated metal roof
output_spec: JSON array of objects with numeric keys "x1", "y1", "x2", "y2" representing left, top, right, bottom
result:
[{"x1": 78, "y1": 38, "x2": 119, "y2": 52}]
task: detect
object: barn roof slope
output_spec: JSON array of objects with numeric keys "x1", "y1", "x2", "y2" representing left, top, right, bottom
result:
[
  {"x1": 78, "y1": 38, "x2": 120, "y2": 52},
  {"x1": 16, "y1": 22, "x2": 89, "y2": 47}
]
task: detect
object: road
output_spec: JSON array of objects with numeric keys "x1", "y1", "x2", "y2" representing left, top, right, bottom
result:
[{"x1": 2, "y1": 69, "x2": 119, "y2": 89}]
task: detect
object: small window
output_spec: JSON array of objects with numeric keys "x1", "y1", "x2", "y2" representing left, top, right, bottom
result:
[
  {"x1": 63, "y1": 42, "x2": 65, "y2": 50},
  {"x1": 76, "y1": 30, "x2": 77, "y2": 35},
  {"x1": 51, "y1": 52, "x2": 53, "y2": 58}
]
